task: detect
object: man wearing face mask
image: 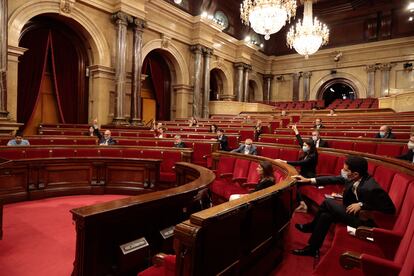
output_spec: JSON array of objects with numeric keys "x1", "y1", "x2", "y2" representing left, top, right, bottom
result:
[
  {"x1": 291, "y1": 155, "x2": 395, "y2": 257},
  {"x1": 292, "y1": 125, "x2": 328, "y2": 148},
  {"x1": 231, "y1": 138, "x2": 257, "y2": 155},
  {"x1": 396, "y1": 134, "x2": 414, "y2": 163},
  {"x1": 374, "y1": 125, "x2": 395, "y2": 139}
]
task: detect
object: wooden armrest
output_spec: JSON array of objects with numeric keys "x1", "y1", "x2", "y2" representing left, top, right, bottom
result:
[
  {"x1": 340, "y1": 251, "x2": 362, "y2": 270},
  {"x1": 355, "y1": 226, "x2": 373, "y2": 240},
  {"x1": 152, "y1": 253, "x2": 167, "y2": 267}
]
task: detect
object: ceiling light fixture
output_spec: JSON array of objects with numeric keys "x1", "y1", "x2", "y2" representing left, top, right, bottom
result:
[
  {"x1": 240, "y1": 0, "x2": 297, "y2": 40},
  {"x1": 287, "y1": 0, "x2": 329, "y2": 59},
  {"x1": 174, "y1": 0, "x2": 183, "y2": 4}
]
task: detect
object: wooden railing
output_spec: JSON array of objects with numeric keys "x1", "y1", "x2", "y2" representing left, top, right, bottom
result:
[{"x1": 71, "y1": 162, "x2": 216, "y2": 276}]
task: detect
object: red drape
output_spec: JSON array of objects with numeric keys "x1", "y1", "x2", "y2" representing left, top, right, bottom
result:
[
  {"x1": 17, "y1": 29, "x2": 50, "y2": 124},
  {"x1": 18, "y1": 26, "x2": 88, "y2": 125},
  {"x1": 148, "y1": 55, "x2": 171, "y2": 120},
  {"x1": 51, "y1": 29, "x2": 87, "y2": 123}
]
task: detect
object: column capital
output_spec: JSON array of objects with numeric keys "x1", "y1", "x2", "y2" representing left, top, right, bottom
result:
[
  {"x1": 190, "y1": 44, "x2": 203, "y2": 54},
  {"x1": 302, "y1": 71, "x2": 312, "y2": 78},
  {"x1": 132, "y1": 18, "x2": 146, "y2": 30},
  {"x1": 234, "y1": 62, "x2": 246, "y2": 69},
  {"x1": 243, "y1": 64, "x2": 252, "y2": 71},
  {"x1": 292, "y1": 72, "x2": 302, "y2": 79},
  {"x1": 275, "y1": 75, "x2": 285, "y2": 82},
  {"x1": 112, "y1": 11, "x2": 132, "y2": 25},
  {"x1": 365, "y1": 64, "x2": 377, "y2": 73},
  {"x1": 263, "y1": 74, "x2": 274, "y2": 80},
  {"x1": 202, "y1": 47, "x2": 214, "y2": 57},
  {"x1": 378, "y1": 63, "x2": 394, "y2": 71}
]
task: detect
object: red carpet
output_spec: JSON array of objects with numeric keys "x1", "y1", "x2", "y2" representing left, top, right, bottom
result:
[
  {"x1": 272, "y1": 212, "x2": 334, "y2": 276},
  {"x1": 0, "y1": 195, "x2": 128, "y2": 276}
]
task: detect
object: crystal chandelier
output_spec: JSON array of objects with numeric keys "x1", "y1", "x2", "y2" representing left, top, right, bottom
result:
[
  {"x1": 287, "y1": 0, "x2": 329, "y2": 59},
  {"x1": 240, "y1": 0, "x2": 297, "y2": 40}
]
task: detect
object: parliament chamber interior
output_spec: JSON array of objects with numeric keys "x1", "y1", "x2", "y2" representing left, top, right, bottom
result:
[{"x1": 1, "y1": 0, "x2": 414, "y2": 275}]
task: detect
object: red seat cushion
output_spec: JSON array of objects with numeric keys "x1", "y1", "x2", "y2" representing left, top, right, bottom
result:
[
  {"x1": 232, "y1": 159, "x2": 251, "y2": 180},
  {"x1": 316, "y1": 154, "x2": 338, "y2": 176},
  {"x1": 279, "y1": 148, "x2": 299, "y2": 161},
  {"x1": 373, "y1": 165, "x2": 397, "y2": 192},
  {"x1": 354, "y1": 142, "x2": 377, "y2": 154},
  {"x1": 375, "y1": 144, "x2": 403, "y2": 157}
]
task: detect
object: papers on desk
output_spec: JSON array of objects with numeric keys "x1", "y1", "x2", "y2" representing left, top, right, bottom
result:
[{"x1": 347, "y1": 226, "x2": 374, "y2": 241}]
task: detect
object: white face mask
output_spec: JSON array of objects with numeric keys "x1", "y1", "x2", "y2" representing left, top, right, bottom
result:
[
  {"x1": 341, "y1": 169, "x2": 349, "y2": 179},
  {"x1": 379, "y1": 132, "x2": 385, "y2": 137},
  {"x1": 408, "y1": 141, "x2": 414, "y2": 150},
  {"x1": 302, "y1": 146, "x2": 309, "y2": 153}
]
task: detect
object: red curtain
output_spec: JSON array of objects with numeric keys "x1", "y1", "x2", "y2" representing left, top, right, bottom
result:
[
  {"x1": 50, "y1": 29, "x2": 87, "y2": 123},
  {"x1": 148, "y1": 54, "x2": 171, "y2": 120},
  {"x1": 17, "y1": 28, "x2": 50, "y2": 124}
]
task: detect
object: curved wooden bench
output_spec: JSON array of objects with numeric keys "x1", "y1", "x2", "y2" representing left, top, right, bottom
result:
[{"x1": 71, "y1": 162, "x2": 215, "y2": 276}]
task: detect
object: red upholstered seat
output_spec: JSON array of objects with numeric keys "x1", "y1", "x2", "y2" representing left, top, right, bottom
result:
[
  {"x1": 215, "y1": 156, "x2": 236, "y2": 177},
  {"x1": 330, "y1": 141, "x2": 354, "y2": 151},
  {"x1": 232, "y1": 159, "x2": 251, "y2": 182},
  {"x1": 49, "y1": 148, "x2": 76, "y2": 158},
  {"x1": 279, "y1": 148, "x2": 299, "y2": 161},
  {"x1": 239, "y1": 129, "x2": 255, "y2": 141},
  {"x1": 75, "y1": 148, "x2": 101, "y2": 157},
  {"x1": 354, "y1": 142, "x2": 377, "y2": 154},
  {"x1": 373, "y1": 165, "x2": 397, "y2": 192},
  {"x1": 259, "y1": 147, "x2": 280, "y2": 159},
  {"x1": 117, "y1": 139, "x2": 138, "y2": 146},
  {"x1": 139, "y1": 140, "x2": 158, "y2": 146},
  {"x1": 316, "y1": 153, "x2": 338, "y2": 176},
  {"x1": 99, "y1": 148, "x2": 122, "y2": 157},
  {"x1": 278, "y1": 138, "x2": 296, "y2": 145},
  {"x1": 25, "y1": 148, "x2": 51, "y2": 158},
  {"x1": 157, "y1": 141, "x2": 174, "y2": 147},
  {"x1": 0, "y1": 149, "x2": 27, "y2": 159},
  {"x1": 192, "y1": 143, "x2": 212, "y2": 167},
  {"x1": 258, "y1": 137, "x2": 276, "y2": 143},
  {"x1": 122, "y1": 149, "x2": 142, "y2": 158},
  {"x1": 137, "y1": 255, "x2": 176, "y2": 276},
  {"x1": 375, "y1": 144, "x2": 403, "y2": 157}
]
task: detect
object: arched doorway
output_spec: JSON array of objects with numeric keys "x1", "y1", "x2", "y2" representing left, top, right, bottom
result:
[
  {"x1": 210, "y1": 69, "x2": 224, "y2": 100},
  {"x1": 18, "y1": 15, "x2": 89, "y2": 134},
  {"x1": 248, "y1": 80, "x2": 258, "y2": 102},
  {"x1": 142, "y1": 50, "x2": 172, "y2": 122},
  {"x1": 317, "y1": 78, "x2": 358, "y2": 107}
]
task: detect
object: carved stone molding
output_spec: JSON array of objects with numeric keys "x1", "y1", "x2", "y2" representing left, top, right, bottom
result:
[
  {"x1": 112, "y1": 11, "x2": 132, "y2": 25},
  {"x1": 202, "y1": 47, "x2": 213, "y2": 57},
  {"x1": 263, "y1": 74, "x2": 274, "y2": 80},
  {"x1": 365, "y1": 64, "x2": 378, "y2": 73},
  {"x1": 378, "y1": 63, "x2": 394, "y2": 71},
  {"x1": 190, "y1": 44, "x2": 203, "y2": 54},
  {"x1": 161, "y1": 34, "x2": 171, "y2": 49},
  {"x1": 302, "y1": 72, "x2": 312, "y2": 79},
  {"x1": 132, "y1": 18, "x2": 146, "y2": 31},
  {"x1": 60, "y1": 0, "x2": 76, "y2": 14}
]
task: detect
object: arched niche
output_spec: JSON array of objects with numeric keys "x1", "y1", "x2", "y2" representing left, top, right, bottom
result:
[
  {"x1": 210, "y1": 60, "x2": 233, "y2": 98},
  {"x1": 312, "y1": 72, "x2": 367, "y2": 100},
  {"x1": 249, "y1": 73, "x2": 263, "y2": 101}
]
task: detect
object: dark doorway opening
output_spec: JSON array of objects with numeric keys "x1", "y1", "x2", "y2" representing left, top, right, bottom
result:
[{"x1": 320, "y1": 79, "x2": 356, "y2": 107}]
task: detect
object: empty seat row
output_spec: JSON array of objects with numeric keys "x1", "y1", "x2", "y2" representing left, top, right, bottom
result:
[{"x1": 0, "y1": 147, "x2": 189, "y2": 183}]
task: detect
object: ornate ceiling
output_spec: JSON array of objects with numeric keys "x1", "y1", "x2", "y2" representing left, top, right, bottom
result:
[{"x1": 165, "y1": 0, "x2": 414, "y2": 56}]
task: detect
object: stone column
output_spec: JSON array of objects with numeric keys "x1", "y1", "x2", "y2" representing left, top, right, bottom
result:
[
  {"x1": 234, "y1": 63, "x2": 244, "y2": 102},
  {"x1": 302, "y1": 72, "x2": 312, "y2": 101},
  {"x1": 190, "y1": 44, "x2": 203, "y2": 117},
  {"x1": 202, "y1": 47, "x2": 213, "y2": 118},
  {"x1": 263, "y1": 74, "x2": 273, "y2": 103},
  {"x1": 0, "y1": 0, "x2": 8, "y2": 117},
  {"x1": 243, "y1": 64, "x2": 251, "y2": 102},
  {"x1": 292, "y1": 73, "x2": 301, "y2": 101},
  {"x1": 130, "y1": 18, "x2": 146, "y2": 125},
  {"x1": 366, "y1": 64, "x2": 376, "y2": 98},
  {"x1": 379, "y1": 63, "x2": 392, "y2": 97},
  {"x1": 112, "y1": 12, "x2": 131, "y2": 124}
]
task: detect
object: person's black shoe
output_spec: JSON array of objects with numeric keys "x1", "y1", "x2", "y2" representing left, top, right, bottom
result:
[
  {"x1": 295, "y1": 223, "x2": 313, "y2": 233},
  {"x1": 291, "y1": 246, "x2": 319, "y2": 257}
]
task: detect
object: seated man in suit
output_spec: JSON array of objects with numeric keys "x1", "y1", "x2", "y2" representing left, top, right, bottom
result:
[
  {"x1": 313, "y1": 118, "x2": 324, "y2": 130},
  {"x1": 216, "y1": 129, "x2": 230, "y2": 151},
  {"x1": 292, "y1": 125, "x2": 328, "y2": 148},
  {"x1": 291, "y1": 155, "x2": 395, "y2": 257},
  {"x1": 7, "y1": 131, "x2": 30, "y2": 146},
  {"x1": 374, "y1": 125, "x2": 396, "y2": 139},
  {"x1": 396, "y1": 133, "x2": 414, "y2": 163},
  {"x1": 231, "y1": 138, "x2": 257, "y2": 155},
  {"x1": 173, "y1": 135, "x2": 186, "y2": 148},
  {"x1": 99, "y1": 130, "x2": 116, "y2": 146}
]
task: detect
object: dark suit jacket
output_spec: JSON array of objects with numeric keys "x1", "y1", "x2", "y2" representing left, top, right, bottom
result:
[
  {"x1": 315, "y1": 175, "x2": 396, "y2": 214},
  {"x1": 313, "y1": 124, "x2": 324, "y2": 129},
  {"x1": 397, "y1": 149, "x2": 414, "y2": 163},
  {"x1": 231, "y1": 144, "x2": 257, "y2": 155},
  {"x1": 374, "y1": 132, "x2": 396, "y2": 139},
  {"x1": 218, "y1": 135, "x2": 230, "y2": 151},
  {"x1": 296, "y1": 134, "x2": 328, "y2": 148},
  {"x1": 255, "y1": 178, "x2": 275, "y2": 191},
  {"x1": 174, "y1": 141, "x2": 186, "y2": 148},
  {"x1": 289, "y1": 134, "x2": 318, "y2": 178},
  {"x1": 99, "y1": 137, "x2": 117, "y2": 145},
  {"x1": 91, "y1": 126, "x2": 102, "y2": 139}
]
